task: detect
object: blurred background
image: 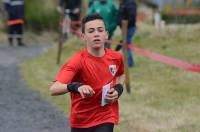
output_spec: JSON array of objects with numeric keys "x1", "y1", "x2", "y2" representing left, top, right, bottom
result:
[
  {"x1": 1, "y1": 0, "x2": 200, "y2": 31},
  {"x1": 0, "y1": 0, "x2": 200, "y2": 132}
]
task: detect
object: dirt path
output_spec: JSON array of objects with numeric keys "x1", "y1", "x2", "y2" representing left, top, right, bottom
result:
[{"x1": 0, "y1": 44, "x2": 70, "y2": 132}]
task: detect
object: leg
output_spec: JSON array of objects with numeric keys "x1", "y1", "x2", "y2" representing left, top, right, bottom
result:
[
  {"x1": 126, "y1": 27, "x2": 136, "y2": 67},
  {"x1": 127, "y1": 48, "x2": 134, "y2": 67},
  {"x1": 8, "y1": 25, "x2": 15, "y2": 46},
  {"x1": 94, "y1": 123, "x2": 114, "y2": 132},
  {"x1": 16, "y1": 24, "x2": 25, "y2": 46}
]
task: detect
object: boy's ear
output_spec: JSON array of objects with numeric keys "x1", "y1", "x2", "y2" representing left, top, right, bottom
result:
[
  {"x1": 80, "y1": 33, "x2": 86, "y2": 41},
  {"x1": 106, "y1": 31, "x2": 109, "y2": 40}
]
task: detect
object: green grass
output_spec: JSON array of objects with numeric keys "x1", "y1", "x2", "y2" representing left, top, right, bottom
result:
[
  {"x1": 25, "y1": 0, "x2": 59, "y2": 31},
  {"x1": 20, "y1": 23, "x2": 200, "y2": 132}
]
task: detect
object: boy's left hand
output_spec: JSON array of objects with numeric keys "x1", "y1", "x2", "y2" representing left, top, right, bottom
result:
[{"x1": 105, "y1": 88, "x2": 118, "y2": 103}]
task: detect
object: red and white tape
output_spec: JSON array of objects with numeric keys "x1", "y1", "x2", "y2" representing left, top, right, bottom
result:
[
  {"x1": 60, "y1": 20, "x2": 200, "y2": 73},
  {"x1": 128, "y1": 45, "x2": 200, "y2": 73}
]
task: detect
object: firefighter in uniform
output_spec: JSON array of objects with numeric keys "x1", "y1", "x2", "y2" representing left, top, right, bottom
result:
[{"x1": 3, "y1": 0, "x2": 25, "y2": 46}]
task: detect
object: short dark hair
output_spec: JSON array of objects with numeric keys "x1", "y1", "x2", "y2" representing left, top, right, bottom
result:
[{"x1": 81, "y1": 13, "x2": 105, "y2": 33}]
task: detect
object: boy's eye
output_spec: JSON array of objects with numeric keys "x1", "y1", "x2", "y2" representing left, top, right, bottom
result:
[
  {"x1": 98, "y1": 29, "x2": 103, "y2": 32},
  {"x1": 98, "y1": 27, "x2": 104, "y2": 32},
  {"x1": 88, "y1": 29, "x2": 94, "y2": 33},
  {"x1": 87, "y1": 27, "x2": 104, "y2": 33}
]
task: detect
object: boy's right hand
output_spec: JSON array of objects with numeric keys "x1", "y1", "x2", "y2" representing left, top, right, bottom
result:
[{"x1": 78, "y1": 85, "x2": 95, "y2": 98}]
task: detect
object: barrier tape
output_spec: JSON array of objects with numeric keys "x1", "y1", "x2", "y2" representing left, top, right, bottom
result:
[
  {"x1": 128, "y1": 45, "x2": 200, "y2": 73},
  {"x1": 60, "y1": 20, "x2": 200, "y2": 73}
]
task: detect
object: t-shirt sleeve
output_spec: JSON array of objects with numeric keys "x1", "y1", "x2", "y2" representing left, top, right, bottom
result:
[
  {"x1": 116, "y1": 53, "x2": 124, "y2": 77},
  {"x1": 54, "y1": 53, "x2": 81, "y2": 83}
]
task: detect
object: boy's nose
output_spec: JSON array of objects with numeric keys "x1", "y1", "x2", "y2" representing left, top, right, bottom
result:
[
  {"x1": 94, "y1": 34, "x2": 100, "y2": 37},
  {"x1": 94, "y1": 30, "x2": 99, "y2": 34},
  {"x1": 94, "y1": 31, "x2": 100, "y2": 37}
]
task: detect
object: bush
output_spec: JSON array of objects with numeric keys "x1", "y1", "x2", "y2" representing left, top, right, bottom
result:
[{"x1": 25, "y1": 0, "x2": 59, "y2": 31}]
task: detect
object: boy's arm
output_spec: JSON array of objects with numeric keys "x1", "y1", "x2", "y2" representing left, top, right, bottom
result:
[
  {"x1": 50, "y1": 81, "x2": 69, "y2": 96},
  {"x1": 116, "y1": 73, "x2": 125, "y2": 85},
  {"x1": 50, "y1": 52, "x2": 95, "y2": 96},
  {"x1": 50, "y1": 81, "x2": 95, "y2": 98}
]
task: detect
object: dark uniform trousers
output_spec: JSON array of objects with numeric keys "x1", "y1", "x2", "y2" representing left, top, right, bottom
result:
[{"x1": 3, "y1": 0, "x2": 25, "y2": 46}]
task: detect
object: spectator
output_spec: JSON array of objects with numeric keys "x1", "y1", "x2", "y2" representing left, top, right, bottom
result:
[
  {"x1": 116, "y1": 0, "x2": 137, "y2": 67},
  {"x1": 153, "y1": 9, "x2": 161, "y2": 31},
  {"x1": 3, "y1": 0, "x2": 25, "y2": 46},
  {"x1": 58, "y1": 0, "x2": 82, "y2": 33}
]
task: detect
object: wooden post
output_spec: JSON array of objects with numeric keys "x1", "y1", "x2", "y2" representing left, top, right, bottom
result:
[
  {"x1": 56, "y1": 31, "x2": 64, "y2": 64},
  {"x1": 122, "y1": 42, "x2": 131, "y2": 93},
  {"x1": 56, "y1": 12, "x2": 64, "y2": 65},
  {"x1": 56, "y1": 9, "x2": 70, "y2": 64}
]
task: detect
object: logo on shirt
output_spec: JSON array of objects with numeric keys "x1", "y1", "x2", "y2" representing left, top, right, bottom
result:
[{"x1": 109, "y1": 65, "x2": 117, "y2": 76}]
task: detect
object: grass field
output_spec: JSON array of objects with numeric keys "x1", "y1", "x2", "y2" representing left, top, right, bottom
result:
[{"x1": 20, "y1": 23, "x2": 200, "y2": 132}]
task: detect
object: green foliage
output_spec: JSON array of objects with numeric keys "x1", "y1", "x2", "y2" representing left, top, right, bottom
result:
[{"x1": 25, "y1": 0, "x2": 59, "y2": 31}]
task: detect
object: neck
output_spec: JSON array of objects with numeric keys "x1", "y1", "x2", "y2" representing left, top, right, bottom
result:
[{"x1": 87, "y1": 47, "x2": 105, "y2": 57}]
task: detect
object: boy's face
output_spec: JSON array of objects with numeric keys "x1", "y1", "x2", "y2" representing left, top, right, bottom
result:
[{"x1": 83, "y1": 20, "x2": 108, "y2": 49}]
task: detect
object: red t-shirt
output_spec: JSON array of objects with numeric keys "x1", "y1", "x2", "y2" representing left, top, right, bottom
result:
[{"x1": 54, "y1": 48, "x2": 124, "y2": 128}]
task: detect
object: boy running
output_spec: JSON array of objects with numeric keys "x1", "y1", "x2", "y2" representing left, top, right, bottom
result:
[{"x1": 50, "y1": 13, "x2": 125, "y2": 132}]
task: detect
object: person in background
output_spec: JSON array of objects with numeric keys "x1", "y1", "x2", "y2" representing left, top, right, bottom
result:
[
  {"x1": 88, "y1": 0, "x2": 97, "y2": 7},
  {"x1": 116, "y1": 0, "x2": 137, "y2": 67},
  {"x1": 153, "y1": 9, "x2": 161, "y2": 31},
  {"x1": 89, "y1": 0, "x2": 118, "y2": 48},
  {"x1": 50, "y1": 13, "x2": 125, "y2": 132},
  {"x1": 58, "y1": 0, "x2": 82, "y2": 33},
  {"x1": 3, "y1": 0, "x2": 25, "y2": 46}
]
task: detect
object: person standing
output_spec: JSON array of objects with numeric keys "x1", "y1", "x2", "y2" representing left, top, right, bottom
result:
[
  {"x1": 3, "y1": 0, "x2": 25, "y2": 46},
  {"x1": 116, "y1": 0, "x2": 137, "y2": 67},
  {"x1": 89, "y1": 0, "x2": 118, "y2": 48},
  {"x1": 50, "y1": 13, "x2": 125, "y2": 132},
  {"x1": 58, "y1": 0, "x2": 82, "y2": 33}
]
